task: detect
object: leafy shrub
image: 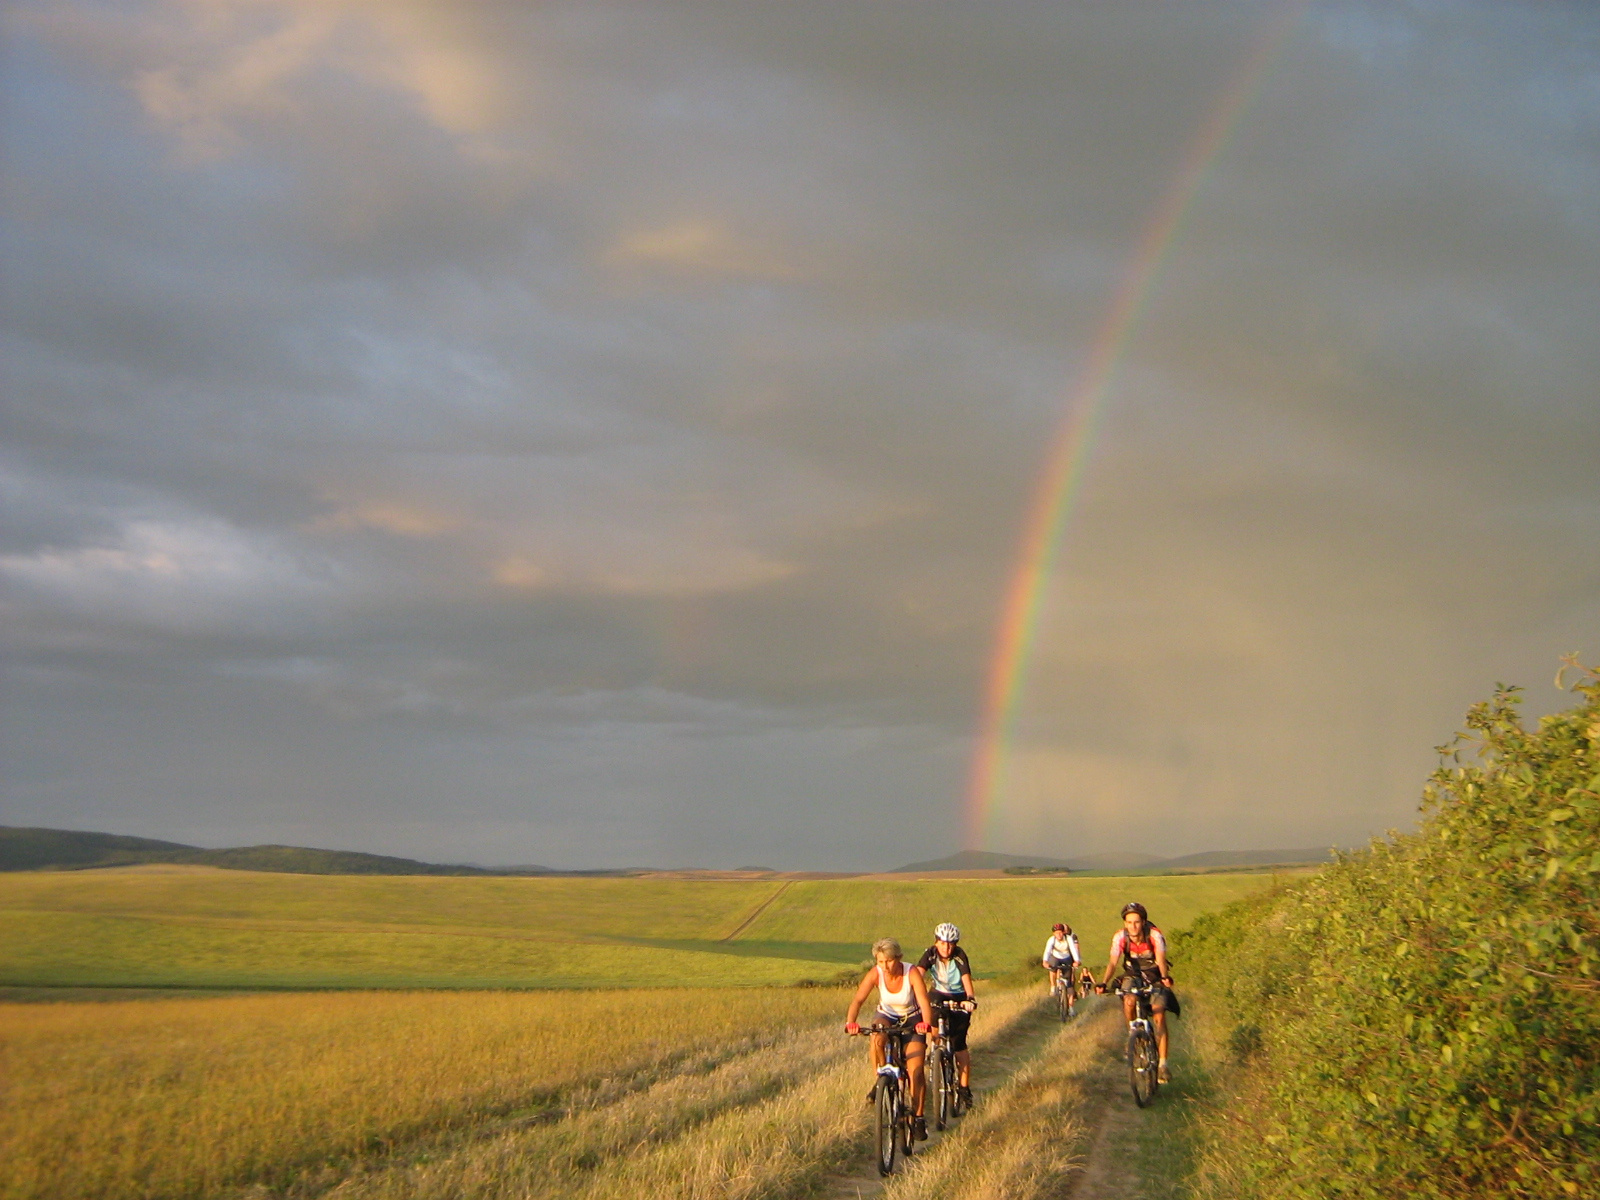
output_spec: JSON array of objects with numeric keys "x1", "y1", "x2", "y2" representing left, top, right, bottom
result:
[{"x1": 1179, "y1": 660, "x2": 1600, "y2": 1198}]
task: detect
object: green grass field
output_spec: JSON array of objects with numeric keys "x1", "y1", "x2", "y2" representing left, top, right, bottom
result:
[{"x1": 0, "y1": 865, "x2": 1286, "y2": 990}]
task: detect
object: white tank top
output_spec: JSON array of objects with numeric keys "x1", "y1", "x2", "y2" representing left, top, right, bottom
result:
[{"x1": 876, "y1": 963, "x2": 917, "y2": 1018}]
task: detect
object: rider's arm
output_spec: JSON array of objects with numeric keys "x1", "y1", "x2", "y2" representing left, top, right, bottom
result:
[
  {"x1": 845, "y1": 969, "x2": 876, "y2": 1026},
  {"x1": 910, "y1": 967, "x2": 935, "y2": 1028},
  {"x1": 960, "y1": 971, "x2": 975, "y2": 1001},
  {"x1": 1042, "y1": 935, "x2": 1056, "y2": 966},
  {"x1": 1153, "y1": 930, "x2": 1173, "y2": 984},
  {"x1": 1099, "y1": 932, "x2": 1124, "y2": 989}
]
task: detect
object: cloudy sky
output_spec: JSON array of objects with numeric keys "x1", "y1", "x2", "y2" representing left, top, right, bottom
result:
[{"x1": 2, "y1": 0, "x2": 1596, "y2": 870}]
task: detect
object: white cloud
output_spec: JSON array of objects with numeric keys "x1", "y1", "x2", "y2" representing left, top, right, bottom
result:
[{"x1": 0, "y1": 516, "x2": 343, "y2": 631}]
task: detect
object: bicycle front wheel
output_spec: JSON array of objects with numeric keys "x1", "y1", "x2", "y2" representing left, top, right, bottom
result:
[
  {"x1": 1129, "y1": 1030, "x2": 1158, "y2": 1107},
  {"x1": 931, "y1": 1048, "x2": 950, "y2": 1131},
  {"x1": 875, "y1": 1077, "x2": 898, "y2": 1175},
  {"x1": 1057, "y1": 980, "x2": 1071, "y2": 1022}
]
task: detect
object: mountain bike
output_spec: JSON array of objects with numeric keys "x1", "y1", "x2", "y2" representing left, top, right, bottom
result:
[
  {"x1": 851, "y1": 1021, "x2": 918, "y2": 1175},
  {"x1": 927, "y1": 999, "x2": 973, "y2": 1130},
  {"x1": 1074, "y1": 966, "x2": 1094, "y2": 1005},
  {"x1": 1047, "y1": 963, "x2": 1076, "y2": 1021},
  {"x1": 1120, "y1": 982, "x2": 1161, "y2": 1107}
]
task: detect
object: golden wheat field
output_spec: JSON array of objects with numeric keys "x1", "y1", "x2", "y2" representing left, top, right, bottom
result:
[{"x1": 0, "y1": 987, "x2": 846, "y2": 1200}]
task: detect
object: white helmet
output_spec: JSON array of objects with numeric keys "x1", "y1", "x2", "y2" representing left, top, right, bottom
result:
[{"x1": 934, "y1": 922, "x2": 960, "y2": 942}]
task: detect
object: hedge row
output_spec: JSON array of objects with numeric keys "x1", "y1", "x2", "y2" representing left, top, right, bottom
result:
[{"x1": 1178, "y1": 662, "x2": 1600, "y2": 1198}]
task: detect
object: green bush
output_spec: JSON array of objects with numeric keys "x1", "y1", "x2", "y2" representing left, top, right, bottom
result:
[{"x1": 1179, "y1": 660, "x2": 1600, "y2": 1199}]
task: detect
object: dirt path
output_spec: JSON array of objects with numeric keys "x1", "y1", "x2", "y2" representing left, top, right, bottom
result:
[
  {"x1": 1069, "y1": 998, "x2": 1202, "y2": 1200},
  {"x1": 720, "y1": 880, "x2": 793, "y2": 941},
  {"x1": 818, "y1": 995, "x2": 1091, "y2": 1198}
]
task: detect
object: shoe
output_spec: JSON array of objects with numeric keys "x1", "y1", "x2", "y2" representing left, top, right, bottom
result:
[
  {"x1": 958, "y1": 1086, "x2": 973, "y2": 1107},
  {"x1": 1157, "y1": 1063, "x2": 1171, "y2": 1084},
  {"x1": 865, "y1": 1087, "x2": 876, "y2": 1106},
  {"x1": 913, "y1": 1116, "x2": 928, "y2": 1141}
]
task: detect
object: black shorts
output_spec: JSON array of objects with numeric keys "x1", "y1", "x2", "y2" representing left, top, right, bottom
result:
[
  {"x1": 931, "y1": 993, "x2": 971, "y2": 1052},
  {"x1": 874, "y1": 1012, "x2": 926, "y2": 1047},
  {"x1": 1117, "y1": 977, "x2": 1170, "y2": 1012}
]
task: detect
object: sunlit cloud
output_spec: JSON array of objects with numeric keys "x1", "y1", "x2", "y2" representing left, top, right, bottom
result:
[
  {"x1": 306, "y1": 500, "x2": 465, "y2": 539},
  {"x1": 606, "y1": 219, "x2": 801, "y2": 283},
  {"x1": 110, "y1": 0, "x2": 525, "y2": 160}
]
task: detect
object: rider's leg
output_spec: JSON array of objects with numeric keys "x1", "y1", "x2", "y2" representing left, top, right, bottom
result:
[
  {"x1": 870, "y1": 1030, "x2": 887, "y2": 1069},
  {"x1": 1154, "y1": 1011, "x2": 1169, "y2": 1062},
  {"x1": 906, "y1": 1042, "x2": 926, "y2": 1114},
  {"x1": 954, "y1": 1048, "x2": 970, "y2": 1087},
  {"x1": 1121, "y1": 993, "x2": 1137, "y2": 1022}
]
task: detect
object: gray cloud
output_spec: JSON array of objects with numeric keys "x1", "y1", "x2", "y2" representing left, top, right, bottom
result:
[{"x1": 2, "y1": 0, "x2": 1596, "y2": 868}]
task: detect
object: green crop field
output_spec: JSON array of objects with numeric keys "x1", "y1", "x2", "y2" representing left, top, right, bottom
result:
[{"x1": 0, "y1": 864, "x2": 1286, "y2": 990}]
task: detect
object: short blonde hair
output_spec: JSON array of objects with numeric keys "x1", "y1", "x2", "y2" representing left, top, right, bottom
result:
[{"x1": 871, "y1": 937, "x2": 902, "y2": 961}]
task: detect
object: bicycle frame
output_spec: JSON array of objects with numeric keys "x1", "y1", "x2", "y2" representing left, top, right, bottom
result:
[
  {"x1": 854, "y1": 1021, "x2": 919, "y2": 1174},
  {"x1": 927, "y1": 1000, "x2": 970, "y2": 1129},
  {"x1": 1121, "y1": 982, "x2": 1160, "y2": 1107}
]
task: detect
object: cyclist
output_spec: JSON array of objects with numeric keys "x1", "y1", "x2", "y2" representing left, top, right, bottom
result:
[
  {"x1": 914, "y1": 922, "x2": 976, "y2": 1109},
  {"x1": 1095, "y1": 902, "x2": 1175, "y2": 1083},
  {"x1": 845, "y1": 937, "x2": 936, "y2": 1140},
  {"x1": 1042, "y1": 922, "x2": 1081, "y2": 998}
]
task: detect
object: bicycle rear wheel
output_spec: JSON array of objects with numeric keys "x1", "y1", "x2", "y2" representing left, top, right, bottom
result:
[
  {"x1": 875, "y1": 1077, "x2": 898, "y2": 1175},
  {"x1": 1129, "y1": 1030, "x2": 1158, "y2": 1107}
]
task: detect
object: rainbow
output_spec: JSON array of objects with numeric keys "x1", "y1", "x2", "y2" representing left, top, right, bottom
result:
[{"x1": 963, "y1": 6, "x2": 1305, "y2": 851}]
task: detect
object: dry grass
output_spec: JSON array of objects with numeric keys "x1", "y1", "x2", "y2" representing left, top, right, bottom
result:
[
  {"x1": 316, "y1": 984, "x2": 1049, "y2": 1200},
  {"x1": 882, "y1": 1002, "x2": 1116, "y2": 1200},
  {"x1": 0, "y1": 987, "x2": 844, "y2": 1200}
]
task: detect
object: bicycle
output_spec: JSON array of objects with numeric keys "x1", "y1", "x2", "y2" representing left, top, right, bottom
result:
[
  {"x1": 850, "y1": 1020, "x2": 919, "y2": 1175},
  {"x1": 1046, "y1": 962, "x2": 1077, "y2": 1021},
  {"x1": 1117, "y1": 981, "x2": 1162, "y2": 1107},
  {"x1": 1074, "y1": 966, "x2": 1094, "y2": 1005},
  {"x1": 926, "y1": 999, "x2": 973, "y2": 1130}
]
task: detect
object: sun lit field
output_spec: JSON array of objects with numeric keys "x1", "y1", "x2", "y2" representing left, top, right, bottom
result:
[
  {"x1": 0, "y1": 866, "x2": 1284, "y2": 990},
  {"x1": 0, "y1": 987, "x2": 846, "y2": 1200},
  {"x1": 0, "y1": 870, "x2": 1283, "y2": 1199}
]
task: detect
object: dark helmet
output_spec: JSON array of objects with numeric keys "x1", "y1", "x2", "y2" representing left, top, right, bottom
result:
[{"x1": 1121, "y1": 902, "x2": 1147, "y2": 919}]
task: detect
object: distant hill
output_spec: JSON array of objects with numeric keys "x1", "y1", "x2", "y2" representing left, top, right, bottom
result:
[
  {"x1": 0, "y1": 826, "x2": 553, "y2": 876},
  {"x1": 1161, "y1": 847, "x2": 1337, "y2": 869},
  {"x1": 896, "y1": 847, "x2": 1338, "y2": 874},
  {"x1": 893, "y1": 850, "x2": 1078, "y2": 872}
]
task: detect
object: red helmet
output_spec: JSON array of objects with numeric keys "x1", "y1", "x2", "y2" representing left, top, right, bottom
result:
[{"x1": 1052, "y1": 922, "x2": 1066, "y2": 932}]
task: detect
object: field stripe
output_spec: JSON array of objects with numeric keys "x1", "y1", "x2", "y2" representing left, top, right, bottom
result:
[{"x1": 720, "y1": 880, "x2": 793, "y2": 942}]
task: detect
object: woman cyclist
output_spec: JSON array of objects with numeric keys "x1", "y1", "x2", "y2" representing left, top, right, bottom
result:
[
  {"x1": 1095, "y1": 902, "x2": 1175, "y2": 1083},
  {"x1": 915, "y1": 922, "x2": 976, "y2": 1108},
  {"x1": 1041, "y1": 922, "x2": 1081, "y2": 1002},
  {"x1": 845, "y1": 937, "x2": 936, "y2": 1140}
]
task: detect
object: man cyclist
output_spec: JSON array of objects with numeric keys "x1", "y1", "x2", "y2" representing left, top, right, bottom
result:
[
  {"x1": 845, "y1": 937, "x2": 936, "y2": 1140},
  {"x1": 1095, "y1": 902, "x2": 1175, "y2": 1083},
  {"x1": 915, "y1": 922, "x2": 976, "y2": 1109},
  {"x1": 1041, "y1": 922, "x2": 1081, "y2": 1004}
]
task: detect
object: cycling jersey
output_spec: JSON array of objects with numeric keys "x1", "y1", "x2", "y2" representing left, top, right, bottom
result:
[
  {"x1": 1110, "y1": 925, "x2": 1167, "y2": 984},
  {"x1": 915, "y1": 945, "x2": 971, "y2": 994}
]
